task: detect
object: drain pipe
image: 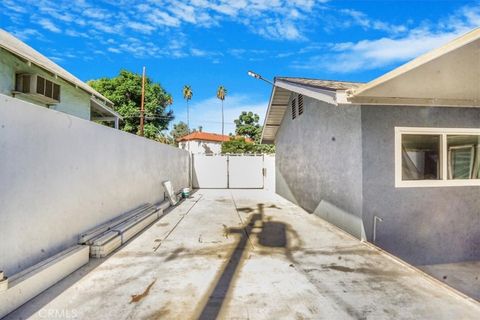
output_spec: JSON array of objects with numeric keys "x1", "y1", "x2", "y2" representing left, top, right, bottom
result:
[{"x1": 373, "y1": 215, "x2": 383, "y2": 244}]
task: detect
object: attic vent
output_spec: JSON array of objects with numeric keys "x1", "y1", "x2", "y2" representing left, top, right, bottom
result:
[
  {"x1": 291, "y1": 98, "x2": 297, "y2": 120},
  {"x1": 15, "y1": 74, "x2": 60, "y2": 104},
  {"x1": 298, "y1": 94, "x2": 304, "y2": 115}
]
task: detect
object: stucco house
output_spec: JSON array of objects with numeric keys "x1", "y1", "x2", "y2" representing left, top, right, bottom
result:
[
  {"x1": 178, "y1": 131, "x2": 231, "y2": 154},
  {"x1": 261, "y1": 28, "x2": 480, "y2": 267},
  {"x1": 0, "y1": 29, "x2": 121, "y2": 127}
]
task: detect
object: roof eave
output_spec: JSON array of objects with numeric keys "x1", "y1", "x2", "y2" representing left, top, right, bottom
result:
[
  {"x1": 261, "y1": 79, "x2": 350, "y2": 144},
  {"x1": 349, "y1": 27, "x2": 480, "y2": 100},
  {"x1": 0, "y1": 32, "x2": 114, "y2": 107}
]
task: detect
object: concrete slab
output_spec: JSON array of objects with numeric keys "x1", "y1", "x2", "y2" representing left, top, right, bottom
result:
[{"x1": 5, "y1": 190, "x2": 480, "y2": 320}]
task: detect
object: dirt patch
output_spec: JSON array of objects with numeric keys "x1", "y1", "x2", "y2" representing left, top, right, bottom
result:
[
  {"x1": 321, "y1": 264, "x2": 404, "y2": 277},
  {"x1": 222, "y1": 224, "x2": 229, "y2": 239},
  {"x1": 156, "y1": 222, "x2": 170, "y2": 227},
  {"x1": 146, "y1": 305, "x2": 170, "y2": 319},
  {"x1": 130, "y1": 279, "x2": 157, "y2": 303},
  {"x1": 165, "y1": 248, "x2": 185, "y2": 262},
  {"x1": 327, "y1": 265, "x2": 356, "y2": 273}
]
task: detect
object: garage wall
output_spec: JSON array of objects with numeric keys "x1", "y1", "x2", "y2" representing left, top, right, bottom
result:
[
  {"x1": 362, "y1": 105, "x2": 480, "y2": 265},
  {"x1": 275, "y1": 94, "x2": 365, "y2": 239},
  {"x1": 0, "y1": 94, "x2": 189, "y2": 276}
]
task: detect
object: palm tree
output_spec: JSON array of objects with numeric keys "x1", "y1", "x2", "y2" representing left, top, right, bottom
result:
[
  {"x1": 216, "y1": 85, "x2": 227, "y2": 136},
  {"x1": 182, "y1": 85, "x2": 193, "y2": 130},
  {"x1": 165, "y1": 95, "x2": 173, "y2": 107}
]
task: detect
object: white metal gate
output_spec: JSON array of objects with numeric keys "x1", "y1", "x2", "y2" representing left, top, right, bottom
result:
[{"x1": 192, "y1": 154, "x2": 265, "y2": 189}]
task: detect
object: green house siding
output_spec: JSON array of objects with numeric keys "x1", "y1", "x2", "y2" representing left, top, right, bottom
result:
[{"x1": 0, "y1": 48, "x2": 91, "y2": 120}]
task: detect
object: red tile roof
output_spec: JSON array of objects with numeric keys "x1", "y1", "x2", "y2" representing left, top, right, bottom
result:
[{"x1": 177, "y1": 132, "x2": 252, "y2": 143}]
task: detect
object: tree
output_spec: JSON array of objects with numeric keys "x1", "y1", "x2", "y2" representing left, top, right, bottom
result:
[
  {"x1": 170, "y1": 121, "x2": 190, "y2": 145},
  {"x1": 234, "y1": 111, "x2": 262, "y2": 142},
  {"x1": 182, "y1": 85, "x2": 193, "y2": 130},
  {"x1": 157, "y1": 132, "x2": 174, "y2": 145},
  {"x1": 221, "y1": 111, "x2": 275, "y2": 154},
  {"x1": 88, "y1": 70, "x2": 174, "y2": 140},
  {"x1": 216, "y1": 85, "x2": 227, "y2": 136},
  {"x1": 221, "y1": 137, "x2": 254, "y2": 154}
]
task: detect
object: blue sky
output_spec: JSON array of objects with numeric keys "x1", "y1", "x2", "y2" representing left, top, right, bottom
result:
[{"x1": 1, "y1": 0, "x2": 479, "y2": 134}]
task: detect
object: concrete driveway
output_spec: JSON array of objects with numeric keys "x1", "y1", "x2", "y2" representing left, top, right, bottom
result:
[{"x1": 7, "y1": 189, "x2": 480, "y2": 320}]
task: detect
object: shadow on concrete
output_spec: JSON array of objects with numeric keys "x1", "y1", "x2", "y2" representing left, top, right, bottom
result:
[
  {"x1": 196, "y1": 203, "x2": 285, "y2": 320},
  {"x1": 4, "y1": 192, "x2": 196, "y2": 320}
]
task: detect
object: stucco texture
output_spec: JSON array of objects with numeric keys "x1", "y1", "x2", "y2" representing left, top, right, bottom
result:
[
  {"x1": 275, "y1": 95, "x2": 364, "y2": 238},
  {"x1": 361, "y1": 106, "x2": 480, "y2": 265},
  {"x1": 275, "y1": 94, "x2": 480, "y2": 265}
]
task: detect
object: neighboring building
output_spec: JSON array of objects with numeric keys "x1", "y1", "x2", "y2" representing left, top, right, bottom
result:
[
  {"x1": 262, "y1": 28, "x2": 480, "y2": 266},
  {"x1": 0, "y1": 29, "x2": 121, "y2": 127},
  {"x1": 178, "y1": 131, "x2": 230, "y2": 154}
]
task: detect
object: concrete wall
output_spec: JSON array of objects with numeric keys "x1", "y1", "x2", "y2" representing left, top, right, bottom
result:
[
  {"x1": 0, "y1": 48, "x2": 91, "y2": 120},
  {"x1": 361, "y1": 105, "x2": 480, "y2": 265},
  {"x1": 179, "y1": 140, "x2": 223, "y2": 154},
  {"x1": 275, "y1": 95, "x2": 365, "y2": 239},
  {"x1": 0, "y1": 94, "x2": 189, "y2": 276}
]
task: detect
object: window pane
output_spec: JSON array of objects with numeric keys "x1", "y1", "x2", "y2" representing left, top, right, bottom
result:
[
  {"x1": 447, "y1": 135, "x2": 480, "y2": 179},
  {"x1": 402, "y1": 134, "x2": 441, "y2": 180}
]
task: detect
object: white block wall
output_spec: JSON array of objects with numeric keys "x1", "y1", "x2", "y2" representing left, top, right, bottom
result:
[{"x1": 0, "y1": 94, "x2": 189, "y2": 276}]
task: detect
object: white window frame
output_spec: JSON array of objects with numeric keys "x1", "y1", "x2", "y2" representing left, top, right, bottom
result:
[{"x1": 395, "y1": 127, "x2": 480, "y2": 188}]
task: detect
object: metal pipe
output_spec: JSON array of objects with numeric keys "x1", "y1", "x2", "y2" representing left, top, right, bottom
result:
[{"x1": 373, "y1": 215, "x2": 383, "y2": 243}]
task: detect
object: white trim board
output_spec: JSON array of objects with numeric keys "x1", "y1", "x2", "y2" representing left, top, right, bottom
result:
[{"x1": 0, "y1": 245, "x2": 89, "y2": 318}]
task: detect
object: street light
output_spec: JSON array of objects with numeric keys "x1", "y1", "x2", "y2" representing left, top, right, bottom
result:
[{"x1": 247, "y1": 70, "x2": 274, "y2": 86}]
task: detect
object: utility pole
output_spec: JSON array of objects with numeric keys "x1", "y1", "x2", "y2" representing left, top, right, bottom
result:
[{"x1": 139, "y1": 66, "x2": 146, "y2": 136}]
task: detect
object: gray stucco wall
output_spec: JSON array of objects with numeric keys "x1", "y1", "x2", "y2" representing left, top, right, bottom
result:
[
  {"x1": 0, "y1": 48, "x2": 91, "y2": 120},
  {"x1": 361, "y1": 106, "x2": 480, "y2": 265},
  {"x1": 275, "y1": 94, "x2": 365, "y2": 238},
  {"x1": 0, "y1": 94, "x2": 189, "y2": 276}
]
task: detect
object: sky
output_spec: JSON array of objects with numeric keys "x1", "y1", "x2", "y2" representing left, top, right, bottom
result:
[{"x1": 1, "y1": 0, "x2": 479, "y2": 134}]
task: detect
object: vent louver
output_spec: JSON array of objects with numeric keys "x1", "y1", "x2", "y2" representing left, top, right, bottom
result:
[{"x1": 15, "y1": 74, "x2": 60, "y2": 104}]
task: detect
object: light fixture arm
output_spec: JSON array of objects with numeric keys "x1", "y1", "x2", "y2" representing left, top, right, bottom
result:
[{"x1": 247, "y1": 70, "x2": 274, "y2": 86}]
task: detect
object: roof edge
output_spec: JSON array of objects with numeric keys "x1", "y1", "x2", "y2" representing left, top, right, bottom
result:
[{"x1": 349, "y1": 27, "x2": 480, "y2": 98}]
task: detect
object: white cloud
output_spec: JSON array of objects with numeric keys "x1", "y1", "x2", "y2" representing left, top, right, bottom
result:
[
  {"x1": 127, "y1": 21, "x2": 156, "y2": 34},
  {"x1": 172, "y1": 94, "x2": 268, "y2": 135},
  {"x1": 107, "y1": 47, "x2": 121, "y2": 53},
  {"x1": 2, "y1": 0, "x2": 478, "y2": 65},
  {"x1": 294, "y1": 3, "x2": 480, "y2": 73},
  {"x1": 2, "y1": 0, "x2": 26, "y2": 13},
  {"x1": 9, "y1": 28, "x2": 42, "y2": 40},
  {"x1": 38, "y1": 18, "x2": 61, "y2": 33},
  {"x1": 339, "y1": 9, "x2": 407, "y2": 34}
]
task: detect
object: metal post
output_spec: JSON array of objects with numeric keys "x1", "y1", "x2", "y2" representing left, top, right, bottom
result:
[{"x1": 139, "y1": 66, "x2": 146, "y2": 136}]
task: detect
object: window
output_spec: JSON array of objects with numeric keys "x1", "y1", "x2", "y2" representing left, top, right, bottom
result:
[
  {"x1": 298, "y1": 94, "x2": 304, "y2": 115},
  {"x1": 291, "y1": 98, "x2": 297, "y2": 120},
  {"x1": 395, "y1": 127, "x2": 480, "y2": 187}
]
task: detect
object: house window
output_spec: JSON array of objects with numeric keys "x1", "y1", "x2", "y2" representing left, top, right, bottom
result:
[
  {"x1": 395, "y1": 127, "x2": 480, "y2": 187},
  {"x1": 291, "y1": 98, "x2": 297, "y2": 120},
  {"x1": 298, "y1": 94, "x2": 304, "y2": 115}
]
